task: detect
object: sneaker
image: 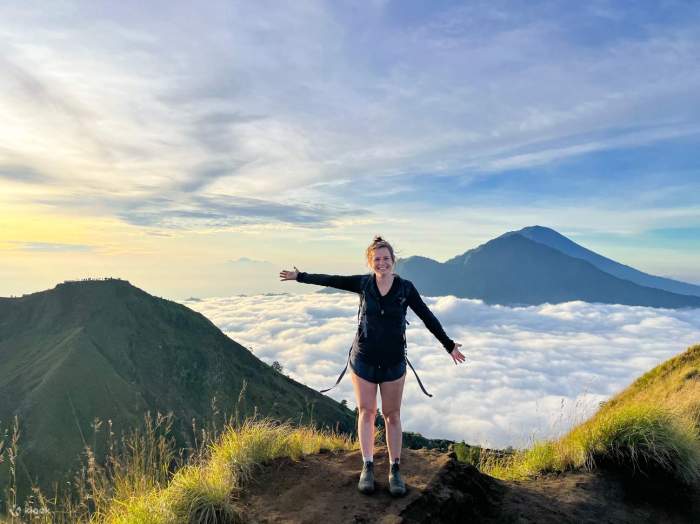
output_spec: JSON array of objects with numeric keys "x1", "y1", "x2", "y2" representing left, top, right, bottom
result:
[
  {"x1": 358, "y1": 461, "x2": 375, "y2": 494},
  {"x1": 388, "y1": 462, "x2": 406, "y2": 497}
]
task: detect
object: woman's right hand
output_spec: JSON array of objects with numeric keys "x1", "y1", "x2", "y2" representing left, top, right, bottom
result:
[{"x1": 279, "y1": 265, "x2": 300, "y2": 281}]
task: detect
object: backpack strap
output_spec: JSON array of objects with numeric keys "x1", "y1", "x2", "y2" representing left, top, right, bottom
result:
[
  {"x1": 319, "y1": 344, "x2": 352, "y2": 394},
  {"x1": 405, "y1": 356, "x2": 433, "y2": 397},
  {"x1": 319, "y1": 275, "x2": 371, "y2": 394},
  {"x1": 397, "y1": 277, "x2": 411, "y2": 348},
  {"x1": 399, "y1": 277, "x2": 432, "y2": 397}
]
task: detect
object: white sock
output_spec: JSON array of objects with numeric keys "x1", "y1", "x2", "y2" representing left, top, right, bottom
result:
[{"x1": 363, "y1": 455, "x2": 373, "y2": 463}]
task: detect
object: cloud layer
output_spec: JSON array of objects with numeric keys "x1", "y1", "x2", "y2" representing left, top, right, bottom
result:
[
  {"x1": 184, "y1": 291, "x2": 700, "y2": 448},
  {"x1": 2, "y1": 1, "x2": 699, "y2": 235}
]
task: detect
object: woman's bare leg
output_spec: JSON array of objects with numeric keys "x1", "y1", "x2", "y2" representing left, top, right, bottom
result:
[
  {"x1": 350, "y1": 370, "x2": 378, "y2": 459},
  {"x1": 379, "y1": 371, "x2": 406, "y2": 463}
]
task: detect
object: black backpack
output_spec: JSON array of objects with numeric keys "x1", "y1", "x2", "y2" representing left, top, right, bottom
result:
[{"x1": 320, "y1": 274, "x2": 433, "y2": 397}]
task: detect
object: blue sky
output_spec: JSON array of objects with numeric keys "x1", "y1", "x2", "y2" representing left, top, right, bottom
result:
[{"x1": 1, "y1": 0, "x2": 699, "y2": 297}]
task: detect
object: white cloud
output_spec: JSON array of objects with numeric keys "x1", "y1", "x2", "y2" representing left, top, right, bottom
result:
[
  {"x1": 183, "y1": 292, "x2": 700, "y2": 448},
  {"x1": 1, "y1": 1, "x2": 699, "y2": 231}
]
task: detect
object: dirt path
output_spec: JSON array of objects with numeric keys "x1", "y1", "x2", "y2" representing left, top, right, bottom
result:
[
  {"x1": 238, "y1": 446, "x2": 466, "y2": 523},
  {"x1": 238, "y1": 447, "x2": 700, "y2": 523}
]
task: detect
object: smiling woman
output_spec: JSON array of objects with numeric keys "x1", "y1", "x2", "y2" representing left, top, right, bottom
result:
[{"x1": 279, "y1": 235, "x2": 465, "y2": 497}]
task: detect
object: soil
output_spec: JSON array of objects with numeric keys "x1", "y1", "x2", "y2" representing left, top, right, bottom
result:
[{"x1": 237, "y1": 446, "x2": 700, "y2": 523}]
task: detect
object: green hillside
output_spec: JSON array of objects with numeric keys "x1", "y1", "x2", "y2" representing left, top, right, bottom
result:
[
  {"x1": 486, "y1": 343, "x2": 700, "y2": 484},
  {"x1": 0, "y1": 278, "x2": 354, "y2": 497},
  {"x1": 603, "y1": 343, "x2": 700, "y2": 425}
]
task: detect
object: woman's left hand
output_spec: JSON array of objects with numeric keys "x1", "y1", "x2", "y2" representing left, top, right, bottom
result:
[{"x1": 450, "y1": 343, "x2": 466, "y2": 365}]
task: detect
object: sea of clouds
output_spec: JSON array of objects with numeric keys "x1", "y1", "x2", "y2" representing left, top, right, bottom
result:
[{"x1": 183, "y1": 292, "x2": 700, "y2": 449}]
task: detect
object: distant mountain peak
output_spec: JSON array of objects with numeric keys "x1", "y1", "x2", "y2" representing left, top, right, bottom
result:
[
  {"x1": 57, "y1": 277, "x2": 131, "y2": 286},
  {"x1": 519, "y1": 225, "x2": 557, "y2": 233},
  {"x1": 513, "y1": 226, "x2": 700, "y2": 297},
  {"x1": 395, "y1": 226, "x2": 700, "y2": 307},
  {"x1": 400, "y1": 254, "x2": 442, "y2": 264},
  {"x1": 496, "y1": 225, "x2": 563, "y2": 240},
  {"x1": 51, "y1": 277, "x2": 138, "y2": 295}
]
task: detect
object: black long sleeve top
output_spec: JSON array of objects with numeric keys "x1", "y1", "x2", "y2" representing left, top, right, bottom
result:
[{"x1": 297, "y1": 271, "x2": 455, "y2": 365}]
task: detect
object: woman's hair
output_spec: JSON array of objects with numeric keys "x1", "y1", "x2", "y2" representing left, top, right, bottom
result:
[{"x1": 365, "y1": 235, "x2": 396, "y2": 268}]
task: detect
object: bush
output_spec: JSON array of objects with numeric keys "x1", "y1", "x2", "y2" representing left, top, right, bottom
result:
[
  {"x1": 568, "y1": 403, "x2": 700, "y2": 484},
  {"x1": 111, "y1": 417, "x2": 354, "y2": 523},
  {"x1": 485, "y1": 403, "x2": 700, "y2": 485}
]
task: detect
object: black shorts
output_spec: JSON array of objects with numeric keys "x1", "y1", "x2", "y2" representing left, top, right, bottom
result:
[{"x1": 349, "y1": 353, "x2": 406, "y2": 384}]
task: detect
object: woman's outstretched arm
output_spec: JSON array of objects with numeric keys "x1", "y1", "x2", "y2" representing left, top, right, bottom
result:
[
  {"x1": 407, "y1": 281, "x2": 466, "y2": 363},
  {"x1": 279, "y1": 266, "x2": 364, "y2": 294}
]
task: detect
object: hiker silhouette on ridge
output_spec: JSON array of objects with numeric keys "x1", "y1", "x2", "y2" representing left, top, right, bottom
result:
[{"x1": 279, "y1": 235, "x2": 466, "y2": 497}]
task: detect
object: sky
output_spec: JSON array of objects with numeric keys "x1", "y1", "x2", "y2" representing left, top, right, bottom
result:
[
  {"x1": 1, "y1": 0, "x2": 700, "y2": 299},
  {"x1": 185, "y1": 292, "x2": 700, "y2": 447}
]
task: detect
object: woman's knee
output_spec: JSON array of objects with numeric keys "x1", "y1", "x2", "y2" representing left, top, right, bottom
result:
[
  {"x1": 358, "y1": 405, "x2": 377, "y2": 421},
  {"x1": 382, "y1": 408, "x2": 401, "y2": 425}
]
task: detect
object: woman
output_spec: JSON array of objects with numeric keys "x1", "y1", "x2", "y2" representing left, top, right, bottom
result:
[{"x1": 279, "y1": 236, "x2": 466, "y2": 496}]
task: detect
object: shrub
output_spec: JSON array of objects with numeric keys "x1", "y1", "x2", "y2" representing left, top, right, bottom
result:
[{"x1": 483, "y1": 403, "x2": 700, "y2": 485}]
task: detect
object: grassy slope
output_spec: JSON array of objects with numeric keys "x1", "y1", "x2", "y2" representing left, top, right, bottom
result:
[
  {"x1": 2, "y1": 417, "x2": 357, "y2": 523},
  {"x1": 0, "y1": 279, "x2": 354, "y2": 495},
  {"x1": 485, "y1": 343, "x2": 700, "y2": 483},
  {"x1": 604, "y1": 343, "x2": 700, "y2": 426}
]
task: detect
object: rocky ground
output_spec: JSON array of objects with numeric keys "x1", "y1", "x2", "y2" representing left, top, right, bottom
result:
[{"x1": 238, "y1": 445, "x2": 700, "y2": 523}]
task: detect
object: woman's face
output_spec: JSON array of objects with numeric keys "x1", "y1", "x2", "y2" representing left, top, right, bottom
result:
[{"x1": 371, "y1": 247, "x2": 394, "y2": 277}]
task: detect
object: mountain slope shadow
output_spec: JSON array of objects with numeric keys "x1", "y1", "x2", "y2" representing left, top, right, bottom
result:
[{"x1": 239, "y1": 447, "x2": 700, "y2": 523}]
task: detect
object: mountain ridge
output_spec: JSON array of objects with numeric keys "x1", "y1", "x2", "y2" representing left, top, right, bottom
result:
[
  {"x1": 393, "y1": 227, "x2": 700, "y2": 308},
  {"x1": 516, "y1": 225, "x2": 700, "y2": 296},
  {"x1": 0, "y1": 278, "x2": 354, "y2": 495}
]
